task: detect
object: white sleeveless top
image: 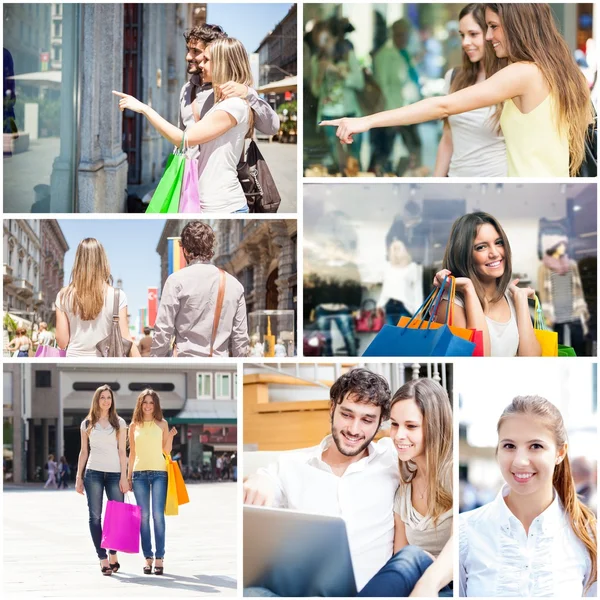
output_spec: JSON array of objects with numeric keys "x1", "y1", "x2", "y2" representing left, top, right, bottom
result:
[
  {"x1": 444, "y1": 69, "x2": 507, "y2": 177},
  {"x1": 82, "y1": 417, "x2": 126, "y2": 473}
]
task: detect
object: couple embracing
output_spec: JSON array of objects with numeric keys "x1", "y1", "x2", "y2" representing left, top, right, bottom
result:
[
  {"x1": 115, "y1": 24, "x2": 279, "y2": 213},
  {"x1": 243, "y1": 368, "x2": 453, "y2": 597}
]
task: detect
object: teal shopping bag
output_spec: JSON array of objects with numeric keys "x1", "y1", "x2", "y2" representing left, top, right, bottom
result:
[{"x1": 146, "y1": 137, "x2": 186, "y2": 214}]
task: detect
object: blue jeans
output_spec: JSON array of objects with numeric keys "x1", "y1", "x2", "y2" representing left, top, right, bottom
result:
[
  {"x1": 132, "y1": 470, "x2": 168, "y2": 559},
  {"x1": 234, "y1": 205, "x2": 249, "y2": 213},
  {"x1": 315, "y1": 305, "x2": 358, "y2": 357},
  {"x1": 83, "y1": 469, "x2": 123, "y2": 560},
  {"x1": 359, "y1": 545, "x2": 452, "y2": 597}
]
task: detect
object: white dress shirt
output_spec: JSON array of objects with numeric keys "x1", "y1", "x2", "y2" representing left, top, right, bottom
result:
[
  {"x1": 257, "y1": 436, "x2": 400, "y2": 592},
  {"x1": 460, "y1": 485, "x2": 596, "y2": 597}
]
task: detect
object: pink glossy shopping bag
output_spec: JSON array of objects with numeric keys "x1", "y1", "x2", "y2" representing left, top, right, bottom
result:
[
  {"x1": 101, "y1": 494, "x2": 141, "y2": 554},
  {"x1": 179, "y1": 157, "x2": 200, "y2": 213},
  {"x1": 34, "y1": 345, "x2": 66, "y2": 358}
]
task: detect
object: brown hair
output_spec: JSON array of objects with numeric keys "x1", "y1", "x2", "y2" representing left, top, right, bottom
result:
[
  {"x1": 443, "y1": 212, "x2": 512, "y2": 307},
  {"x1": 391, "y1": 379, "x2": 453, "y2": 525},
  {"x1": 84, "y1": 384, "x2": 121, "y2": 437},
  {"x1": 486, "y1": 3, "x2": 593, "y2": 175},
  {"x1": 184, "y1": 23, "x2": 227, "y2": 46},
  {"x1": 180, "y1": 221, "x2": 215, "y2": 262},
  {"x1": 131, "y1": 389, "x2": 164, "y2": 425},
  {"x1": 58, "y1": 238, "x2": 112, "y2": 321},
  {"x1": 497, "y1": 396, "x2": 597, "y2": 592}
]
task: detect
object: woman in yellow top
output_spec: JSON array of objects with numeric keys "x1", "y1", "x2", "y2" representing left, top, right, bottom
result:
[
  {"x1": 322, "y1": 4, "x2": 593, "y2": 177},
  {"x1": 128, "y1": 389, "x2": 177, "y2": 575}
]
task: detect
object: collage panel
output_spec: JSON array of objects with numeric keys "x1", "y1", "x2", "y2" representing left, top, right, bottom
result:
[
  {"x1": 3, "y1": 218, "x2": 297, "y2": 359},
  {"x1": 304, "y1": 182, "x2": 597, "y2": 358},
  {"x1": 3, "y1": 3, "x2": 297, "y2": 214},
  {"x1": 242, "y1": 361, "x2": 454, "y2": 597},
  {"x1": 3, "y1": 360, "x2": 238, "y2": 596},
  {"x1": 303, "y1": 2, "x2": 596, "y2": 178},
  {"x1": 457, "y1": 360, "x2": 597, "y2": 597}
]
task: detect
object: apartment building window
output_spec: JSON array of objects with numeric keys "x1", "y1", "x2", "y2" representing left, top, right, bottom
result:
[
  {"x1": 197, "y1": 373, "x2": 212, "y2": 399},
  {"x1": 215, "y1": 373, "x2": 231, "y2": 399},
  {"x1": 35, "y1": 371, "x2": 51, "y2": 388}
]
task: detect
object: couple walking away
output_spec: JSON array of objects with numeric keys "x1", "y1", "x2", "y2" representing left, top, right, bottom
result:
[
  {"x1": 115, "y1": 24, "x2": 280, "y2": 213},
  {"x1": 76, "y1": 385, "x2": 177, "y2": 576},
  {"x1": 55, "y1": 221, "x2": 249, "y2": 358}
]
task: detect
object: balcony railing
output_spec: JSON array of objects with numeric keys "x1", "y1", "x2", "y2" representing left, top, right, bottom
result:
[
  {"x1": 3, "y1": 263, "x2": 13, "y2": 283},
  {"x1": 13, "y1": 279, "x2": 34, "y2": 297},
  {"x1": 33, "y1": 290, "x2": 44, "y2": 305}
]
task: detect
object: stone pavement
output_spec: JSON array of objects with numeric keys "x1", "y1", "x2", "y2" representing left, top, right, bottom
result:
[
  {"x1": 3, "y1": 482, "x2": 238, "y2": 598},
  {"x1": 254, "y1": 140, "x2": 297, "y2": 214}
]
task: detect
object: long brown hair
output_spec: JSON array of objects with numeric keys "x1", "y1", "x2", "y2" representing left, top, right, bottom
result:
[
  {"x1": 443, "y1": 212, "x2": 512, "y2": 307},
  {"x1": 84, "y1": 384, "x2": 121, "y2": 436},
  {"x1": 207, "y1": 37, "x2": 255, "y2": 136},
  {"x1": 131, "y1": 389, "x2": 164, "y2": 425},
  {"x1": 486, "y1": 3, "x2": 593, "y2": 175},
  {"x1": 497, "y1": 396, "x2": 597, "y2": 592},
  {"x1": 58, "y1": 238, "x2": 112, "y2": 321},
  {"x1": 391, "y1": 378, "x2": 453, "y2": 525}
]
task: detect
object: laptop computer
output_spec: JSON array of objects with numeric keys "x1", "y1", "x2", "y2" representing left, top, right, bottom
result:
[{"x1": 243, "y1": 505, "x2": 358, "y2": 597}]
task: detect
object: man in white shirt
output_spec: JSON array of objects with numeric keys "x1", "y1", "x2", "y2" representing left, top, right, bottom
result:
[{"x1": 243, "y1": 368, "x2": 445, "y2": 597}]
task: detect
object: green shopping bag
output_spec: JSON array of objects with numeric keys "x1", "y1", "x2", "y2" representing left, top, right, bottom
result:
[
  {"x1": 146, "y1": 137, "x2": 186, "y2": 214},
  {"x1": 558, "y1": 344, "x2": 577, "y2": 357}
]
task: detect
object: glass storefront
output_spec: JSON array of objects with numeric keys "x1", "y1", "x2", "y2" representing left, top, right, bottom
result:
[
  {"x1": 3, "y1": 3, "x2": 80, "y2": 212},
  {"x1": 304, "y1": 183, "x2": 597, "y2": 356}
]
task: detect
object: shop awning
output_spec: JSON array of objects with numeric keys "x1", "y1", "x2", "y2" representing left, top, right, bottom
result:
[
  {"x1": 170, "y1": 399, "x2": 237, "y2": 424},
  {"x1": 257, "y1": 76, "x2": 297, "y2": 95},
  {"x1": 9, "y1": 71, "x2": 62, "y2": 89}
]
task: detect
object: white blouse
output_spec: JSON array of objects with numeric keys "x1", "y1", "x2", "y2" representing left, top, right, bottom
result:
[{"x1": 460, "y1": 485, "x2": 595, "y2": 597}]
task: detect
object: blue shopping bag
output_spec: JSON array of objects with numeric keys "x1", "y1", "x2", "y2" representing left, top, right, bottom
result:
[{"x1": 362, "y1": 276, "x2": 476, "y2": 357}]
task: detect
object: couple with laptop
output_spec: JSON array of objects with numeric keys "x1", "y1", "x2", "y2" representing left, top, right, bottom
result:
[{"x1": 243, "y1": 368, "x2": 453, "y2": 597}]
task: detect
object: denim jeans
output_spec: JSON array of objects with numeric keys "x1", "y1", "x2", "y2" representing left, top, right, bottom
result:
[
  {"x1": 315, "y1": 305, "x2": 358, "y2": 356},
  {"x1": 132, "y1": 470, "x2": 168, "y2": 559},
  {"x1": 234, "y1": 205, "x2": 249, "y2": 213},
  {"x1": 83, "y1": 469, "x2": 123, "y2": 560}
]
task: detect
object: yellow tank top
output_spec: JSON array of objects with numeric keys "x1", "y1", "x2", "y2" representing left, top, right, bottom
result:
[
  {"x1": 500, "y1": 94, "x2": 569, "y2": 177},
  {"x1": 133, "y1": 421, "x2": 167, "y2": 472}
]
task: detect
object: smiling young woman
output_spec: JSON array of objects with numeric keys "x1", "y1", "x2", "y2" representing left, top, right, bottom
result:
[
  {"x1": 460, "y1": 396, "x2": 597, "y2": 597},
  {"x1": 433, "y1": 212, "x2": 541, "y2": 357}
]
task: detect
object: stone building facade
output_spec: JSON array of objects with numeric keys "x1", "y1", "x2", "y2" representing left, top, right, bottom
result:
[{"x1": 39, "y1": 220, "x2": 69, "y2": 326}]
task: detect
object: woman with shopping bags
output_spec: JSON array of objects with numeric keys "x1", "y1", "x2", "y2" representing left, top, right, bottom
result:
[
  {"x1": 55, "y1": 238, "x2": 140, "y2": 358},
  {"x1": 433, "y1": 212, "x2": 541, "y2": 357},
  {"x1": 114, "y1": 37, "x2": 257, "y2": 213},
  {"x1": 75, "y1": 385, "x2": 128, "y2": 576},
  {"x1": 128, "y1": 389, "x2": 177, "y2": 575}
]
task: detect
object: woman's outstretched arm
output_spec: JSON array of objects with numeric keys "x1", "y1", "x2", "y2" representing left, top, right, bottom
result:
[
  {"x1": 409, "y1": 535, "x2": 453, "y2": 597},
  {"x1": 321, "y1": 62, "x2": 535, "y2": 143}
]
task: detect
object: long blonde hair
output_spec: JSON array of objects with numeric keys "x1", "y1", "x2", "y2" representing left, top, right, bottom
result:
[
  {"x1": 497, "y1": 396, "x2": 597, "y2": 592},
  {"x1": 59, "y1": 238, "x2": 112, "y2": 321},
  {"x1": 84, "y1": 384, "x2": 121, "y2": 437},
  {"x1": 208, "y1": 37, "x2": 255, "y2": 136},
  {"x1": 392, "y1": 378, "x2": 453, "y2": 525},
  {"x1": 486, "y1": 3, "x2": 593, "y2": 175}
]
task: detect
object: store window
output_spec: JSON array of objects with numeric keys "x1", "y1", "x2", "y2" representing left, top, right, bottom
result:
[
  {"x1": 197, "y1": 373, "x2": 212, "y2": 399},
  {"x1": 3, "y1": 372, "x2": 13, "y2": 409},
  {"x1": 4, "y1": 3, "x2": 80, "y2": 212},
  {"x1": 215, "y1": 373, "x2": 231, "y2": 399},
  {"x1": 304, "y1": 183, "x2": 597, "y2": 357}
]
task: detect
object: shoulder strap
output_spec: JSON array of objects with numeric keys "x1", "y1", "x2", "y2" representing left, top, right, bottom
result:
[
  {"x1": 112, "y1": 289, "x2": 120, "y2": 322},
  {"x1": 209, "y1": 270, "x2": 227, "y2": 357}
]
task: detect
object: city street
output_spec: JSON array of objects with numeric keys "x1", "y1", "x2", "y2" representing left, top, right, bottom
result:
[
  {"x1": 4, "y1": 482, "x2": 238, "y2": 598},
  {"x1": 255, "y1": 140, "x2": 297, "y2": 213}
]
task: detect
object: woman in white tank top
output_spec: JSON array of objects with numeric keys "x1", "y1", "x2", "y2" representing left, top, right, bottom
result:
[
  {"x1": 433, "y1": 212, "x2": 541, "y2": 357},
  {"x1": 434, "y1": 4, "x2": 506, "y2": 177}
]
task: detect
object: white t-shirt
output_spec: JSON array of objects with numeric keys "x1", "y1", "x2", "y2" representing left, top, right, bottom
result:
[
  {"x1": 81, "y1": 417, "x2": 126, "y2": 473},
  {"x1": 444, "y1": 69, "x2": 507, "y2": 177},
  {"x1": 460, "y1": 485, "x2": 596, "y2": 597},
  {"x1": 256, "y1": 436, "x2": 400, "y2": 592},
  {"x1": 55, "y1": 286, "x2": 128, "y2": 357},
  {"x1": 195, "y1": 97, "x2": 249, "y2": 213},
  {"x1": 37, "y1": 330, "x2": 55, "y2": 346}
]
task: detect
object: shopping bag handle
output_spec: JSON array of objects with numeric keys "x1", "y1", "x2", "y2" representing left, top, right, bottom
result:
[
  {"x1": 124, "y1": 491, "x2": 137, "y2": 505},
  {"x1": 428, "y1": 276, "x2": 455, "y2": 326},
  {"x1": 533, "y1": 294, "x2": 548, "y2": 331},
  {"x1": 404, "y1": 275, "x2": 449, "y2": 332}
]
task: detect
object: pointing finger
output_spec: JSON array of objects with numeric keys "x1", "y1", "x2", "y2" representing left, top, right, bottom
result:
[
  {"x1": 112, "y1": 91, "x2": 127, "y2": 98},
  {"x1": 319, "y1": 119, "x2": 342, "y2": 127}
]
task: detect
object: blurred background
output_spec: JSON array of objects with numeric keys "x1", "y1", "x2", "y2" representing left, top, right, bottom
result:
[
  {"x1": 302, "y1": 2, "x2": 597, "y2": 177},
  {"x1": 457, "y1": 361, "x2": 597, "y2": 515}
]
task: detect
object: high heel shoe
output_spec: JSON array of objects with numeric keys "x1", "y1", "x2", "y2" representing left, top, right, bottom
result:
[
  {"x1": 110, "y1": 560, "x2": 120, "y2": 573},
  {"x1": 100, "y1": 560, "x2": 113, "y2": 576},
  {"x1": 154, "y1": 559, "x2": 164, "y2": 575},
  {"x1": 143, "y1": 558, "x2": 153, "y2": 575}
]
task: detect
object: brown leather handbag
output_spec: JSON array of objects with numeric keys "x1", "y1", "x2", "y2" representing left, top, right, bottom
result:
[{"x1": 95, "y1": 289, "x2": 133, "y2": 357}]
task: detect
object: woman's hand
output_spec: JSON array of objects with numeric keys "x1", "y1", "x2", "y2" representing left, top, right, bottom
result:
[
  {"x1": 319, "y1": 116, "x2": 370, "y2": 144},
  {"x1": 508, "y1": 278, "x2": 535, "y2": 305},
  {"x1": 219, "y1": 81, "x2": 248, "y2": 99},
  {"x1": 75, "y1": 476, "x2": 84, "y2": 495},
  {"x1": 119, "y1": 476, "x2": 130, "y2": 494},
  {"x1": 168, "y1": 426, "x2": 178, "y2": 439},
  {"x1": 113, "y1": 90, "x2": 147, "y2": 114},
  {"x1": 432, "y1": 269, "x2": 473, "y2": 294}
]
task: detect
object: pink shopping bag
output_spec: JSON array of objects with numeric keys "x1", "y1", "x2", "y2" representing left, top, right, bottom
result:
[
  {"x1": 179, "y1": 157, "x2": 200, "y2": 213},
  {"x1": 35, "y1": 345, "x2": 66, "y2": 358},
  {"x1": 101, "y1": 494, "x2": 141, "y2": 554}
]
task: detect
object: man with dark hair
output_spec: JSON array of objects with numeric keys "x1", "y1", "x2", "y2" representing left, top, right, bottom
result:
[
  {"x1": 180, "y1": 23, "x2": 279, "y2": 159},
  {"x1": 243, "y1": 368, "x2": 401, "y2": 594},
  {"x1": 151, "y1": 221, "x2": 249, "y2": 357}
]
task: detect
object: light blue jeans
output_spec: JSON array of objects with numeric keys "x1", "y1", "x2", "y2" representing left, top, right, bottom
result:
[
  {"x1": 132, "y1": 470, "x2": 168, "y2": 559},
  {"x1": 234, "y1": 205, "x2": 249, "y2": 213}
]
